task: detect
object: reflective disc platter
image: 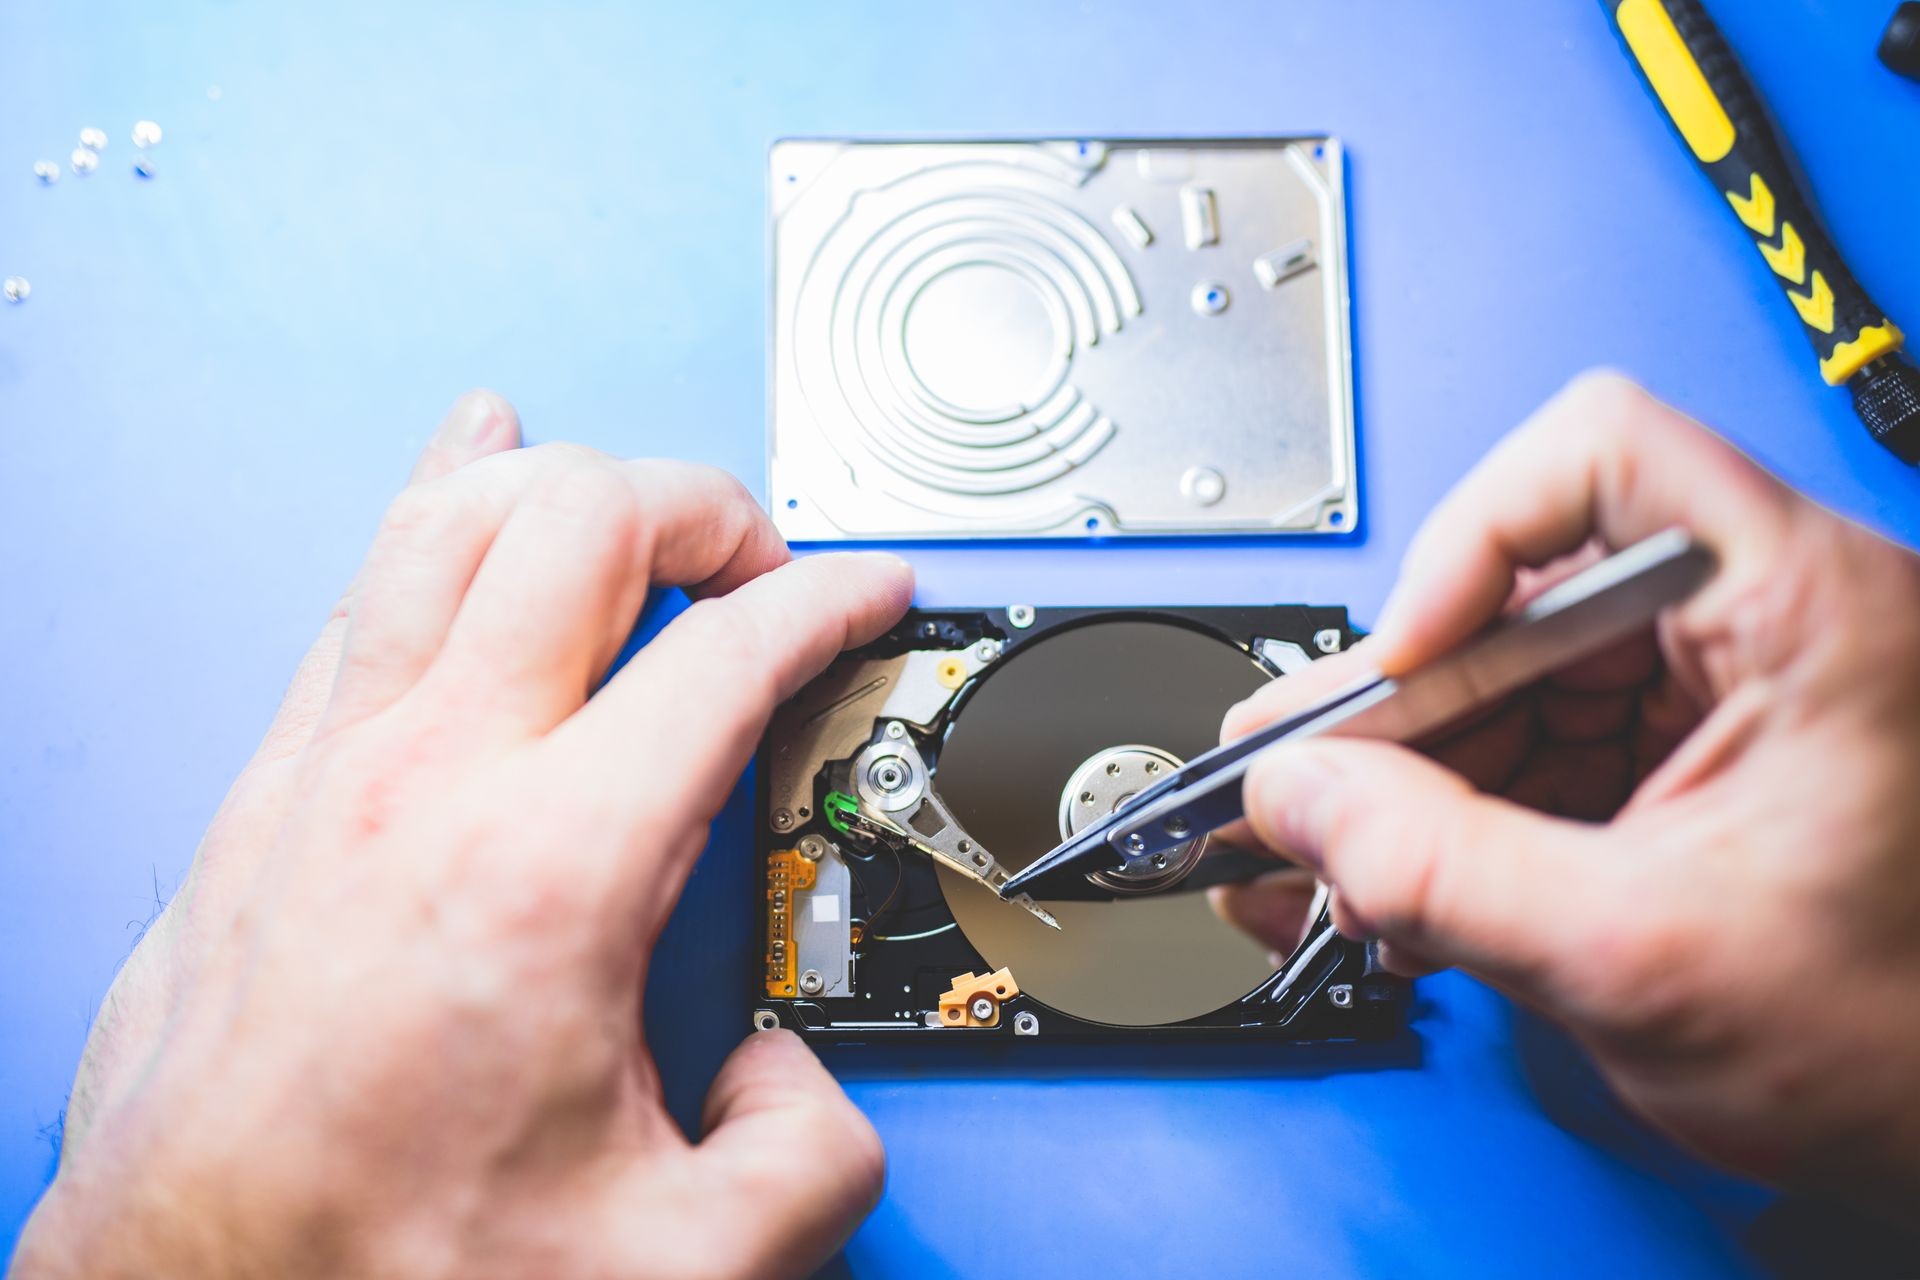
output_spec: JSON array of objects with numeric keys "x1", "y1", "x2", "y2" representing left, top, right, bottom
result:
[{"x1": 934, "y1": 619, "x2": 1277, "y2": 1025}]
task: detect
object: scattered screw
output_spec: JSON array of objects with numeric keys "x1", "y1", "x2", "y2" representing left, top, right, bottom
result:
[
  {"x1": 78, "y1": 127, "x2": 107, "y2": 152},
  {"x1": 131, "y1": 120, "x2": 163, "y2": 148},
  {"x1": 1313, "y1": 628, "x2": 1343, "y2": 654},
  {"x1": 70, "y1": 148, "x2": 98, "y2": 176},
  {"x1": 33, "y1": 160, "x2": 59, "y2": 185},
  {"x1": 1007, "y1": 604, "x2": 1035, "y2": 629},
  {"x1": 3, "y1": 277, "x2": 29, "y2": 304},
  {"x1": 133, "y1": 154, "x2": 156, "y2": 180}
]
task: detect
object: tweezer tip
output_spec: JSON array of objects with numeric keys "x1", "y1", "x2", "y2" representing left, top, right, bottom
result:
[{"x1": 1016, "y1": 895, "x2": 1061, "y2": 930}]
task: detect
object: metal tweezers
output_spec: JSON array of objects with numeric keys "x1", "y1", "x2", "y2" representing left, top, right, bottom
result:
[{"x1": 998, "y1": 529, "x2": 1715, "y2": 903}]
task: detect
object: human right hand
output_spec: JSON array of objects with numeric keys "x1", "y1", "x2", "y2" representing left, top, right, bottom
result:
[{"x1": 1219, "y1": 373, "x2": 1920, "y2": 1217}]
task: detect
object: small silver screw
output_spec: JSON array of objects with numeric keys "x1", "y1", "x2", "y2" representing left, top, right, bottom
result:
[
  {"x1": 78, "y1": 127, "x2": 107, "y2": 151},
  {"x1": 973, "y1": 639, "x2": 997, "y2": 663},
  {"x1": 1007, "y1": 605, "x2": 1035, "y2": 629},
  {"x1": 798, "y1": 835, "x2": 827, "y2": 862},
  {"x1": 70, "y1": 148, "x2": 99, "y2": 176},
  {"x1": 1013, "y1": 1011, "x2": 1040, "y2": 1036},
  {"x1": 1313, "y1": 628, "x2": 1343, "y2": 654},
  {"x1": 33, "y1": 160, "x2": 58, "y2": 185},
  {"x1": 799, "y1": 969, "x2": 825, "y2": 995},
  {"x1": 771, "y1": 808, "x2": 795, "y2": 832},
  {"x1": 1328, "y1": 983, "x2": 1354, "y2": 1009},
  {"x1": 970, "y1": 995, "x2": 996, "y2": 1021},
  {"x1": 3, "y1": 277, "x2": 29, "y2": 304},
  {"x1": 133, "y1": 154, "x2": 156, "y2": 180},
  {"x1": 1124, "y1": 832, "x2": 1147, "y2": 854},
  {"x1": 131, "y1": 120, "x2": 163, "y2": 148},
  {"x1": 884, "y1": 721, "x2": 906, "y2": 739}
]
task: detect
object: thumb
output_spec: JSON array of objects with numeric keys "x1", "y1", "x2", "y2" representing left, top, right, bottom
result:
[
  {"x1": 1243, "y1": 737, "x2": 1609, "y2": 998},
  {"x1": 690, "y1": 1030, "x2": 884, "y2": 1278}
]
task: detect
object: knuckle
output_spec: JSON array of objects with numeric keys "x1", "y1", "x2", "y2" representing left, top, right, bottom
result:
[
  {"x1": 517, "y1": 439, "x2": 608, "y2": 470},
  {"x1": 376, "y1": 478, "x2": 476, "y2": 548},
  {"x1": 1559, "y1": 368, "x2": 1653, "y2": 428},
  {"x1": 525, "y1": 455, "x2": 630, "y2": 522},
  {"x1": 1559, "y1": 897, "x2": 1705, "y2": 1040},
  {"x1": 677, "y1": 598, "x2": 770, "y2": 687}
]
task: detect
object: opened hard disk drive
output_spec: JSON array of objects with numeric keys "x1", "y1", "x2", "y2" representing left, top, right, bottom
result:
[
  {"x1": 754, "y1": 606, "x2": 1408, "y2": 1041},
  {"x1": 768, "y1": 138, "x2": 1357, "y2": 541}
]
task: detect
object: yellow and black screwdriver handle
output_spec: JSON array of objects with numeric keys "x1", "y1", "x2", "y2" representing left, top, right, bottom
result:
[{"x1": 1603, "y1": 0, "x2": 1920, "y2": 464}]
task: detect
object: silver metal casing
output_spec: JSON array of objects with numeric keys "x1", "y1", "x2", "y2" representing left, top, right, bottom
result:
[{"x1": 768, "y1": 138, "x2": 1358, "y2": 540}]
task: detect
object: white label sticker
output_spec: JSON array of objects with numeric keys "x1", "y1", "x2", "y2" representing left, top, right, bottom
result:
[{"x1": 811, "y1": 895, "x2": 841, "y2": 924}]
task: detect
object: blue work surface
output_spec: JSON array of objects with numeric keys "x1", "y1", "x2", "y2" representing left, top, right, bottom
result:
[{"x1": 4, "y1": 2, "x2": 1917, "y2": 1273}]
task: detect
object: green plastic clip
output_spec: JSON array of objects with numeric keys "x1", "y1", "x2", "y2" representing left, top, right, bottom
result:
[{"x1": 823, "y1": 790, "x2": 858, "y2": 835}]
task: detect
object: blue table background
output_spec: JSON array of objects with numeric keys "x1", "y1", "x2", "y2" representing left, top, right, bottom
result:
[{"x1": 4, "y1": 2, "x2": 1917, "y2": 1272}]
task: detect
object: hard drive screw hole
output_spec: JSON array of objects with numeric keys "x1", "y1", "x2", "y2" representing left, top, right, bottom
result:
[
  {"x1": 1328, "y1": 984, "x2": 1354, "y2": 1009},
  {"x1": 958, "y1": 839, "x2": 972, "y2": 853},
  {"x1": 785, "y1": 498, "x2": 798, "y2": 509},
  {"x1": 1328, "y1": 510, "x2": 1345, "y2": 528},
  {"x1": 1164, "y1": 816, "x2": 1189, "y2": 837},
  {"x1": 1080, "y1": 790, "x2": 1095, "y2": 804},
  {"x1": 1144, "y1": 761, "x2": 1160, "y2": 774}
]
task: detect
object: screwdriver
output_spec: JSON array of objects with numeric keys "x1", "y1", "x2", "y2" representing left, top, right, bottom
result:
[{"x1": 1601, "y1": 0, "x2": 1920, "y2": 464}]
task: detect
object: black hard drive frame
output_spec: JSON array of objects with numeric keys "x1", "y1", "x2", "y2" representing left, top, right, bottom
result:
[{"x1": 752, "y1": 605, "x2": 1410, "y2": 1044}]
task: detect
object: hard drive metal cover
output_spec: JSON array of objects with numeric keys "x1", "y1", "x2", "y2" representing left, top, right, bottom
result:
[{"x1": 768, "y1": 138, "x2": 1358, "y2": 541}]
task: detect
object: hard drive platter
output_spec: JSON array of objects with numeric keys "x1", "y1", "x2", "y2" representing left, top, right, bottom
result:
[{"x1": 755, "y1": 606, "x2": 1409, "y2": 1042}]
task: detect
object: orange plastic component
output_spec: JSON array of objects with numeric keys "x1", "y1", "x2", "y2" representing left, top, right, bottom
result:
[
  {"x1": 764, "y1": 850, "x2": 817, "y2": 997},
  {"x1": 937, "y1": 967, "x2": 1020, "y2": 1028}
]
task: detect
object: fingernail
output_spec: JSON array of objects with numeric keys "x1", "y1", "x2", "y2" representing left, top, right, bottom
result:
[
  {"x1": 1245, "y1": 746, "x2": 1344, "y2": 868},
  {"x1": 439, "y1": 389, "x2": 512, "y2": 448},
  {"x1": 848, "y1": 551, "x2": 914, "y2": 581}
]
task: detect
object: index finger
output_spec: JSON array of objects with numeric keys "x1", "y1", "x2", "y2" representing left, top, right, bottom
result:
[{"x1": 1370, "y1": 371, "x2": 1797, "y2": 677}]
